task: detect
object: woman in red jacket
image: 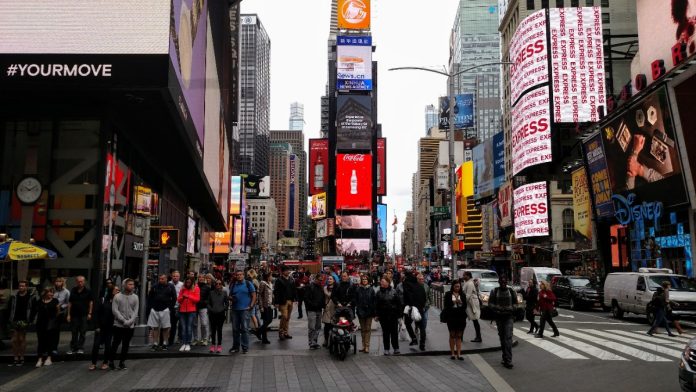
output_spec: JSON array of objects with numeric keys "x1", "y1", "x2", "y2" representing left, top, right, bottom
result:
[
  {"x1": 535, "y1": 281, "x2": 559, "y2": 338},
  {"x1": 177, "y1": 277, "x2": 200, "y2": 352}
]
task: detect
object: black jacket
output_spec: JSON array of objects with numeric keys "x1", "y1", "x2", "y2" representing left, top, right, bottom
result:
[
  {"x1": 303, "y1": 283, "x2": 326, "y2": 312},
  {"x1": 524, "y1": 286, "x2": 539, "y2": 310},
  {"x1": 354, "y1": 285, "x2": 376, "y2": 319},
  {"x1": 403, "y1": 275, "x2": 426, "y2": 310},
  {"x1": 273, "y1": 276, "x2": 297, "y2": 305},
  {"x1": 95, "y1": 296, "x2": 116, "y2": 330},
  {"x1": 331, "y1": 281, "x2": 356, "y2": 306},
  {"x1": 148, "y1": 283, "x2": 177, "y2": 312},
  {"x1": 197, "y1": 283, "x2": 211, "y2": 310},
  {"x1": 375, "y1": 287, "x2": 402, "y2": 319}
]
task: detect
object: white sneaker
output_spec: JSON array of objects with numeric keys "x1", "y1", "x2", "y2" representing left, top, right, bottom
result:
[
  {"x1": 44, "y1": 358, "x2": 52, "y2": 366},
  {"x1": 179, "y1": 344, "x2": 186, "y2": 352},
  {"x1": 35, "y1": 359, "x2": 43, "y2": 368},
  {"x1": 184, "y1": 344, "x2": 191, "y2": 352}
]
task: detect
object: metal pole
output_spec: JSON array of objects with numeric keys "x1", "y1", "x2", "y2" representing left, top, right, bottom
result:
[{"x1": 448, "y1": 71, "x2": 457, "y2": 279}]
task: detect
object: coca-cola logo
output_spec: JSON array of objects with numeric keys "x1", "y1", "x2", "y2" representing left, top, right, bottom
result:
[{"x1": 343, "y1": 154, "x2": 365, "y2": 162}]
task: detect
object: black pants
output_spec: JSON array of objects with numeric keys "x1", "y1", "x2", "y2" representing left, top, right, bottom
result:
[
  {"x1": 471, "y1": 319, "x2": 481, "y2": 339},
  {"x1": 296, "y1": 291, "x2": 305, "y2": 317},
  {"x1": 259, "y1": 307, "x2": 273, "y2": 342},
  {"x1": 323, "y1": 323, "x2": 332, "y2": 345},
  {"x1": 36, "y1": 328, "x2": 56, "y2": 358},
  {"x1": 209, "y1": 312, "x2": 225, "y2": 345},
  {"x1": 405, "y1": 315, "x2": 426, "y2": 345},
  {"x1": 70, "y1": 315, "x2": 88, "y2": 350},
  {"x1": 91, "y1": 328, "x2": 113, "y2": 365},
  {"x1": 379, "y1": 316, "x2": 399, "y2": 351},
  {"x1": 110, "y1": 327, "x2": 134, "y2": 365},
  {"x1": 525, "y1": 308, "x2": 539, "y2": 332},
  {"x1": 538, "y1": 310, "x2": 559, "y2": 336},
  {"x1": 168, "y1": 310, "x2": 179, "y2": 346}
]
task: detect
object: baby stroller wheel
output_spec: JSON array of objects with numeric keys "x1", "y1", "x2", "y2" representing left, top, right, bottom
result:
[
  {"x1": 338, "y1": 342, "x2": 347, "y2": 360},
  {"x1": 352, "y1": 335, "x2": 357, "y2": 354}
]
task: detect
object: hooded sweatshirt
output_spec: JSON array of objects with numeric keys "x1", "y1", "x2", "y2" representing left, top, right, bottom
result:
[{"x1": 112, "y1": 291, "x2": 139, "y2": 328}]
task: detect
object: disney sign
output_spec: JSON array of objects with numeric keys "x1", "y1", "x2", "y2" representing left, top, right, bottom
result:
[{"x1": 612, "y1": 193, "x2": 663, "y2": 229}]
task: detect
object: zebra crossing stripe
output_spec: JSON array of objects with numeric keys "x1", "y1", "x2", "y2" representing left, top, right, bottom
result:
[
  {"x1": 633, "y1": 330, "x2": 690, "y2": 343},
  {"x1": 514, "y1": 328, "x2": 588, "y2": 360},
  {"x1": 562, "y1": 329, "x2": 672, "y2": 362},
  {"x1": 611, "y1": 330, "x2": 686, "y2": 349},
  {"x1": 552, "y1": 335, "x2": 629, "y2": 361},
  {"x1": 578, "y1": 329, "x2": 682, "y2": 359}
]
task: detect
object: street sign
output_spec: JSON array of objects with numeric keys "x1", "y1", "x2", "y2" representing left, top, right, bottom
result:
[
  {"x1": 228, "y1": 253, "x2": 249, "y2": 261},
  {"x1": 441, "y1": 234, "x2": 452, "y2": 242},
  {"x1": 456, "y1": 234, "x2": 465, "y2": 241},
  {"x1": 431, "y1": 206, "x2": 449, "y2": 214}
]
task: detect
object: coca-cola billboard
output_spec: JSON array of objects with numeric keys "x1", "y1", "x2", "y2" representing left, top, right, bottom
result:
[
  {"x1": 377, "y1": 138, "x2": 386, "y2": 195},
  {"x1": 336, "y1": 153, "x2": 372, "y2": 210},
  {"x1": 309, "y1": 138, "x2": 329, "y2": 195},
  {"x1": 337, "y1": 95, "x2": 373, "y2": 151}
]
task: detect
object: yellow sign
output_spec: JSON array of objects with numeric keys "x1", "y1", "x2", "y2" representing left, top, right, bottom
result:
[
  {"x1": 311, "y1": 193, "x2": 327, "y2": 220},
  {"x1": 572, "y1": 168, "x2": 593, "y2": 248},
  {"x1": 337, "y1": 0, "x2": 370, "y2": 30}
]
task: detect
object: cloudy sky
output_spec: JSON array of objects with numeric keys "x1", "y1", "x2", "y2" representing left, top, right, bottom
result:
[{"x1": 241, "y1": 0, "x2": 461, "y2": 254}]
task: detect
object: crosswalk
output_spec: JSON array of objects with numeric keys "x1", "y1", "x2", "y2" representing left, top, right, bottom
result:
[{"x1": 514, "y1": 327, "x2": 691, "y2": 362}]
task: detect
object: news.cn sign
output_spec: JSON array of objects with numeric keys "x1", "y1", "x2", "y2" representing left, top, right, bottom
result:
[
  {"x1": 337, "y1": 35, "x2": 372, "y2": 91},
  {"x1": 336, "y1": 153, "x2": 372, "y2": 210},
  {"x1": 511, "y1": 86, "x2": 552, "y2": 176},
  {"x1": 549, "y1": 7, "x2": 605, "y2": 123},
  {"x1": 513, "y1": 181, "x2": 549, "y2": 239},
  {"x1": 510, "y1": 9, "x2": 548, "y2": 105}
]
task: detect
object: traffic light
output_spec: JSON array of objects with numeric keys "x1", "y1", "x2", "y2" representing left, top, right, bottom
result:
[{"x1": 159, "y1": 229, "x2": 179, "y2": 248}]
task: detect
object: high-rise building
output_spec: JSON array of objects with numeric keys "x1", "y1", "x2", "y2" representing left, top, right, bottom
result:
[
  {"x1": 270, "y1": 130, "x2": 307, "y2": 234},
  {"x1": 239, "y1": 14, "x2": 271, "y2": 176},
  {"x1": 270, "y1": 142, "x2": 292, "y2": 236},
  {"x1": 289, "y1": 102, "x2": 305, "y2": 131},
  {"x1": 425, "y1": 104, "x2": 438, "y2": 135},
  {"x1": 248, "y1": 198, "x2": 278, "y2": 252}
]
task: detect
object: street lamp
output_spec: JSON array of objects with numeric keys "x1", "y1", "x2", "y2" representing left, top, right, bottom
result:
[{"x1": 389, "y1": 61, "x2": 513, "y2": 277}]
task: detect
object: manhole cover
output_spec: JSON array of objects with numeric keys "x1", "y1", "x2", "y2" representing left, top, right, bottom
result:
[{"x1": 131, "y1": 389, "x2": 219, "y2": 392}]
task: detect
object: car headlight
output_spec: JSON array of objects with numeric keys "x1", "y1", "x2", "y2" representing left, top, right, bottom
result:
[
  {"x1": 685, "y1": 345, "x2": 692, "y2": 359},
  {"x1": 517, "y1": 293, "x2": 524, "y2": 304}
]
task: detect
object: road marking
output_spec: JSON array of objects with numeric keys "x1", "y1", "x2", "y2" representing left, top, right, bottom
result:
[
  {"x1": 552, "y1": 321, "x2": 628, "y2": 325},
  {"x1": 611, "y1": 330, "x2": 686, "y2": 349},
  {"x1": 514, "y1": 328, "x2": 588, "y2": 359},
  {"x1": 631, "y1": 331, "x2": 691, "y2": 343},
  {"x1": 562, "y1": 329, "x2": 672, "y2": 362},
  {"x1": 552, "y1": 335, "x2": 629, "y2": 361},
  {"x1": 556, "y1": 313, "x2": 575, "y2": 318},
  {"x1": 579, "y1": 329, "x2": 682, "y2": 358},
  {"x1": 470, "y1": 353, "x2": 516, "y2": 392}
]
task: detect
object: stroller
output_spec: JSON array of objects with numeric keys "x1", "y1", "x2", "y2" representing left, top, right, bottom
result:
[{"x1": 328, "y1": 305, "x2": 357, "y2": 360}]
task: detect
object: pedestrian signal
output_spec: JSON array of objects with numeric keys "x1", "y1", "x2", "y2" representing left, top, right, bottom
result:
[{"x1": 159, "y1": 229, "x2": 178, "y2": 248}]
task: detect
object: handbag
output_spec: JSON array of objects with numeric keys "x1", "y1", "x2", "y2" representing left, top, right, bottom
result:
[
  {"x1": 411, "y1": 306, "x2": 422, "y2": 322},
  {"x1": 551, "y1": 308, "x2": 559, "y2": 318},
  {"x1": 439, "y1": 308, "x2": 450, "y2": 323}
]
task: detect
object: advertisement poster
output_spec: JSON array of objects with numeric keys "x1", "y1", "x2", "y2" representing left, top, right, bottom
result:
[
  {"x1": 549, "y1": 7, "x2": 605, "y2": 123},
  {"x1": 311, "y1": 193, "x2": 327, "y2": 220},
  {"x1": 493, "y1": 131, "x2": 506, "y2": 190},
  {"x1": 583, "y1": 133, "x2": 614, "y2": 218},
  {"x1": 572, "y1": 168, "x2": 593, "y2": 250},
  {"x1": 211, "y1": 232, "x2": 230, "y2": 254},
  {"x1": 134, "y1": 186, "x2": 152, "y2": 216},
  {"x1": 337, "y1": 35, "x2": 372, "y2": 91},
  {"x1": 377, "y1": 138, "x2": 387, "y2": 195},
  {"x1": 337, "y1": 0, "x2": 370, "y2": 30},
  {"x1": 513, "y1": 181, "x2": 549, "y2": 238},
  {"x1": 600, "y1": 86, "x2": 686, "y2": 207},
  {"x1": 511, "y1": 86, "x2": 552, "y2": 176},
  {"x1": 337, "y1": 95, "x2": 373, "y2": 151},
  {"x1": 336, "y1": 215, "x2": 372, "y2": 230},
  {"x1": 230, "y1": 176, "x2": 242, "y2": 215},
  {"x1": 377, "y1": 203, "x2": 387, "y2": 243},
  {"x1": 509, "y1": 9, "x2": 548, "y2": 105},
  {"x1": 243, "y1": 175, "x2": 270, "y2": 199},
  {"x1": 289, "y1": 154, "x2": 297, "y2": 229},
  {"x1": 438, "y1": 96, "x2": 450, "y2": 130},
  {"x1": 187, "y1": 216, "x2": 196, "y2": 254},
  {"x1": 316, "y1": 219, "x2": 328, "y2": 238},
  {"x1": 436, "y1": 166, "x2": 449, "y2": 190},
  {"x1": 473, "y1": 138, "x2": 494, "y2": 199},
  {"x1": 498, "y1": 181, "x2": 513, "y2": 228},
  {"x1": 309, "y1": 139, "x2": 329, "y2": 195},
  {"x1": 336, "y1": 153, "x2": 372, "y2": 210},
  {"x1": 232, "y1": 216, "x2": 242, "y2": 246},
  {"x1": 336, "y1": 238, "x2": 371, "y2": 255},
  {"x1": 438, "y1": 94, "x2": 475, "y2": 129}
]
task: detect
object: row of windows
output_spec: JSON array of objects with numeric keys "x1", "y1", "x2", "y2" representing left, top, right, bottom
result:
[{"x1": 529, "y1": 0, "x2": 608, "y2": 9}]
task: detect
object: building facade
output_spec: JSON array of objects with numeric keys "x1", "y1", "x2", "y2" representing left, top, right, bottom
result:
[
  {"x1": 289, "y1": 102, "x2": 305, "y2": 131},
  {"x1": 270, "y1": 130, "x2": 306, "y2": 234},
  {"x1": 248, "y1": 198, "x2": 278, "y2": 253},
  {"x1": 425, "y1": 104, "x2": 438, "y2": 136}
]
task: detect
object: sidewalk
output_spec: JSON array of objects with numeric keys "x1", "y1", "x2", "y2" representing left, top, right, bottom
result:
[{"x1": 0, "y1": 307, "x2": 514, "y2": 362}]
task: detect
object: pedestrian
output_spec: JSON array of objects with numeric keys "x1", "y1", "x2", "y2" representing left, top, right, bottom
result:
[
  {"x1": 489, "y1": 277, "x2": 519, "y2": 369},
  {"x1": 257, "y1": 272, "x2": 273, "y2": 344},
  {"x1": 90, "y1": 285, "x2": 117, "y2": 370},
  {"x1": 147, "y1": 274, "x2": 177, "y2": 351},
  {"x1": 52, "y1": 277, "x2": 70, "y2": 355},
  {"x1": 535, "y1": 280, "x2": 560, "y2": 338},
  {"x1": 331, "y1": 271, "x2": 356, "y2": 309},
  {"x1": 462, "y1": 272, "x2": 482, "y2": 343},
  {"x1": 375, "y1": 277, "x2": 402, "y2": 356},
  {"x1": 273, "y1": 265, "x2": 296, "y2": 340},
  {"x1": 99, "y1": 278, "x2": 115, "y2": 303},
  {"x1": 304, "y1": 274, "x2": 325, "y2": 349},
  {"x1": 193, "y1": 274, "x2": 211, "y2": 346},
  {"x1": 67, "y1": 275, "x2": 93, "y2": 355},
  {"x1": 207, "y1": 279, "x2": 228, "y2": 353},
  {"x1": 355, "y1": 274, "x2": 376, "y2": 353},
  {"x1": 648, "y1": 281, "x2": 676, "y2": 336},
  {"x1": 8, "y1": 280, "x2": 31, "y2": 366},
  {"x1": 168, "y1": 271, "x2": 184, "y2": 346},
  {"x1": 403, "y1": 270, "x2": 429, "y2": 350},
  {"x1": 295, "y1": 269, "x2": 310, "y2": 320},
  {"x1": 321, "y1": 275, "x2": 337, "y2": 347},
  {"x1": 246, "y1": 269, "x2": 261, "y2": 336},
  {"x1": 229, "y1": 270, "x2": 257, "y2": 354},
  {"x1": 177, "y1": 277, "x2": 200, "y2": 352},
  {"x1": 30, "y1": 287, "x2": 60, "y2": 368},
  {"x1": 523, "y1": 279, "x2": 539, "y2": 334},
  {"x1": 417, "y1": 273, "x2": 432, "y2": 345},
  {"x1": 443, "y1": 280, "x2": 467, "y2": 360},
  {"x1": 110, "y1": 278, "x2": 139, "y2": 370}
]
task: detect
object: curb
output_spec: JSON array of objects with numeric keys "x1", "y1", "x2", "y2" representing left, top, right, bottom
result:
[{"x1": 401, "y1": 340, "x2": 518, "y2": 357}]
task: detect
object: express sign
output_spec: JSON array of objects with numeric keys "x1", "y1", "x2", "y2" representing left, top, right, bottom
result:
[{"x1": 513, "y1": 182, "x2": 549, "y2": 239}]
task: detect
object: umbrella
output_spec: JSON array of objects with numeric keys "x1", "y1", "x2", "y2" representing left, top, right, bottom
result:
[{"x1": 0, "y1": 241, "x2": 57, "y2": 261}]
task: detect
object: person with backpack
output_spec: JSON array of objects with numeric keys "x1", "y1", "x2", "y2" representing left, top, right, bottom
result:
[
  {"x1": 488, "y1": 276, "x2": 518, "y2": 369},
  {"x1": 228, "y1": 270, "x2": 257, "y2": 353},
  {"x1": 648, "y1": 281, "x2": 676, "y2": 336}
]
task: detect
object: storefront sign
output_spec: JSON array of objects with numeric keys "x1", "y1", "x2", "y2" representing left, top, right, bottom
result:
[
  {"x1": 513, "y1": 181, "x2": 549, "y2": 238},
  {"x1": 511, "y1": 86, "x2": 552, "y2": 176},
  {"x1": 509, "y1": 9, "x2": 548, "y2": 105},
  {"x1": 612, "y1": 193, "x2": 663, "y2": 230}
]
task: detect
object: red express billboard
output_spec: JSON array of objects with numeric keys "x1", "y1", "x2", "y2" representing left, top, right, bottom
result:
[
  {"x1": 336, "y1": 153, "x2": 372, "y2": 210},
  {"x1": 377, "y1": 138, "x2": 387, "y2": 195},
  {"x1": 513, "y1": 181, "x2": 549, "y2": 239},
  {"x1": 511, "y1": 86, "x2": 552, "y2": 176},
  {"x1": 509, "y1": 9, "x2": 548, "y2": 105},
  {"x1": 309, "y1": 139, "x2": 329, "y2": 195}
]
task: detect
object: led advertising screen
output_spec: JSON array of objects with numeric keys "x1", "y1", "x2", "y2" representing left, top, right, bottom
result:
[
  {"x1": 311, "y1": 193, "x2": 327, "y2": 220},
  {"x1": 336, "y1": 238, "x2": 371, "y2": 255},
  {"x1": 336, "y1": 154, "x2": 373, "y2": 210},
  {"x1": 549, "y1": 7, "x2": 605, "y2": 123},
  {"x1": 511, "y1": 86, "x2": 552, "y2": 176},
  {"x1": 473, "y1": 138, "x2": 495, "y2": 199},
  {"x1": 230, "y1": 176, "x2": 242, "y2": 215},
  {"x1": 337, "y1": 35, "x2": 372, "y2": 91},
  {"x1": 187, "y1": 216, "x2": 196, "y2": 254},
  {"x1": 337, "y1": 95, "x2": 373, "y2": 151},
  {"x1": 498, "y1": 181, "x2": 513, "y2": 228},
  {"x1": 316, "y1": 219, "x2": 328, "y2": 238},
  {"x1": 377, "y1": 138, "x2": 387, "y2": 195},
  {"x1": 493, "y1": 131, "x2": 506, "y2": 190},
  {"x1": 377, "y1": 203, "x2": 388, "y2": 243},
  {"x1": 513, "y1": 181, "x2": 549, "y2": 238},
  {"x1": 509, "y1": 9, "x2": 548, "y2": 106},
  {"x1": 309, "y1": 139, "x2": 329, "y2": 195},
  {"x1": 243, "y1": 175, "x2": 270, "y2": 199},
  {"x1": 572, "y1": 168, "x2": 593, "y2": 250},
  {"x1": 336, "y1": 215, "x2": 372, "y2": 230},
  {"x1": 583, "y1": 133, "x2": 614, "y2": 218},
  {"x1": 211, "y1": 232, "x2": 230, "y2": 254},
  {"x1": 337, "y1": 0, "x2": 371, "y2": 30},
  {"x1": 232, "y1": 216, "x2": 243, "y2": 246}
]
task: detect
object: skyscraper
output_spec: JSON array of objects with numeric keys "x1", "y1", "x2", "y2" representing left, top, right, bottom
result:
[
  {"x1": 289, "y1": 102, "x2": 305, "y2": 131},
  {"x1": 425, "y1": 104, "x2": 438, "y2": 135},
  {"x1": 270, "y1": 130, "x2": 307, "y2": 234},
  {"x1": 239, "y1": 14, "x2": 271, "y2": 176}
]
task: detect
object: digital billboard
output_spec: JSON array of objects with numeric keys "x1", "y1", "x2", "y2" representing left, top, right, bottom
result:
[
  {"x1": 211, "y1": 232, "x2": 230, "y2": 254},
  {"x1": 316, "y1": 219, "x2": 328, "y2": 238},
  {"x1": 232, "y1": 216, "x2": 243, "y2": 246},
  {"x1": 244, "y1": 175, "x2": 270, "y2": 199},
  {"x1": 572, "y1": 168, "x2": 593, "y2": 250},
  {"x1": 511, "y1": 86, "x2": 552, "y2": 176},
  {"x1": 230, "y1": 175, "x2": 242, "y2": 215},
  {"x1": 377, "y1": 138, "x2": 387, "y2": 195},
  {"x1": 583, "y1": 133, "x2": 614, "y2": 218},
  {"x1": 493, "y1": 131, "x2": 505, "y2": 190},
  {"x1": 473, "y1": 138, "x2": 494, "y2": 199},
  {"x1": 134, "y1": 186, "x2": 152, "y2": 216},
  {"x1": 336, "y1": 215, "x2": 372, "y2": 230},
  {"x1": 336, "y1": 238, "x2": 371, "y2": 255},
  {"x1": 377, "y1": 203, "x2": 388, "y2": 243},
  {"x1": 337, "y1": 35, "x2": 372, "y2": 91},
  {"x1": 337, "y1": 0, "x2": 371, "y2": 30},
  {"x1": 337, "y1": 95, "x2": 373, "y2": 150},
  {"x1": 509, "y1": 9, "x2": 548, "y2": 105},
  {"x1": 336, "y1": 154, "x2": 372, "y2": 210},
  {"x1": 309, "y1": 139, "x2": 329, "y2": 195},
  {"x1": 513, "y1": 181, "x2": 549, "y2": 239},
  {"x1": 497, "y1": 181, "x2": 513, "y2": 228},
  {"x1": 311, "y1": 193, "x2": 327, "y2": 220}
]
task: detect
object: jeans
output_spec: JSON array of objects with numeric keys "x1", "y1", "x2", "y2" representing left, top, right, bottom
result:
[
  {"x1": 193, "y1": 308, "x2": 209, "y2": 342},
  {"x1": 379, "y1": 315, "x2": 399, "y2": 351},
  {"x1": 232, "y1": 309, "x2": 251, "y2": 350},
  {"x1": 496, "y1": 316, "x2": 514, "y2": 364},
  {"x1": 209, "y1": 311, "x2": 225, "y2": 346},
  {"x1": 538, "y1": 310, "x2": 559, "y2": 336},
  {"x1": 180, "y1": 312, "x2": 195, "y2": 345},
  {"x1": 70, "y1": 315, "x2": 88, "y2": 350},
  {"x1": 110, "y1": 327, "x2": 134, "y2": 365},
  {"x1": 278, "y1": 301, "x2": 293, "y2": 337},
  {"x1": 649, "y1": 307, "x2": 672, "y2": 334},
  {"x1": 307, "y1": 311, "x2": 322, "y2": 346},
  {"x1": 259, "y1": 307, "x2": 273, "y2": 342},
  {"x1": 91, "y1": 327, "x2": 113, "y2": 365}
]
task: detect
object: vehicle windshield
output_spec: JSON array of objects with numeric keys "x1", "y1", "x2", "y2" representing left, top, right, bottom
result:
[
  {"x1": 478, "y1": 281, "x2": 499, "y2": 293},
  {"x1": 569, "y1": 278, "x2": 593, "y2": 288},
  {"x1": 480, "y1": 272, "x2": 499, "y2": 280},
  {"x1": 537, "y1": 273, "x2": 560, "y2": 285},
  {"x1": 647, "y1": 275, "x2": 696, "y2": 292}
]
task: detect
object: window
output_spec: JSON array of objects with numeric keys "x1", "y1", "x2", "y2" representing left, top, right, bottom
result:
[
  {"x1": 556, "y1": 0, "x2": 564, "y2": 7},
  {"x1": 562, "y1": 209, "x2": 575, "y2": 241},
  {"x1": 602, "y1": 12, "x2": 610, "y2": 23},
  {"x1": 527, "y1": 0, "x2": 535, "y2": 9},
  {"x1": 601, "y1": 0, "x2": 609, "y2": 7},
  {"x1": 541, "y1": 0, "x2": 549, "y2": 8},
  {"x1": 585, "y1": 0, "x2": 593, "y2": 5},
  {"x1": 571, "y1": 0, "x2": 579, "y2": 6}
]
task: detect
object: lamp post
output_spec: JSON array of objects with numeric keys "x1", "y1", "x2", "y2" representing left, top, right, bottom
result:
[{"x1": 389, "y1": 61, "x2": 513, "y2": 277}]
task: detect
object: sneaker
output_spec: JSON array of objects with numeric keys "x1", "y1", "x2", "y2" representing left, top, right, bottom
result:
[
  {"x1": 383, "y1": 350, "x2": 391, "y2": 356},
  {"x1": 179, "y1": 344, "x2": 187, "y2": 352},
  {"x1": 35, "y1": 359, "x2": 44, "y2": 368},
  {"x1": 285, "y1": 335, "x2": 293, "y2": 339},
  {"x1": 184, "y1": 345, "x2": 191, "y2": 352},
  {"x1": 17, "y1": 360, "x2": 24, "y2": 366},
  {"x1": 216, "y1": 345, "x2": 222, "y2": 353},
  {"x1": 77, "y1": 349, "x2": 84, "y2": 354},
  {"x1": 229, "y1": 348, "x2": 239, "y2": 354},
  {"x1": 160, "y1": 345, "x2": 168, "y2": 351},
  {"x1": 502, "y1": 362, "x2": 514, "y2": 369},
  {"x1": 44, "y1": 358, "x2": 52, "y2": 366},
  {"x1": 409, "y1": 340, "x2": 418, "y2": 346},
  {"x1": 66, "y1": 350, "x2": 74, "y2": 355},
  {"x1": 393, "y1": 350, "x2": 400, "y2": 355},
  {"x1": 202, "y1": 339, "x2": 209, "y2": 346},
  {"x1": 242, "y1": 349, "x2": 248, "y2": 354},
  {"x1": 151, "y1": 345, "x2": 159, "y2": 352},
  {"x1": 209, "y1": 345, "x2": 215, "y2": 353},
  {"x1": 118, "y1": 363, "x2": 127, "y2": 370}
]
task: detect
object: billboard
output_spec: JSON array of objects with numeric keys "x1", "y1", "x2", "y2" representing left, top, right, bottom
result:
[
  {"x1": 511, "y1": 86, "x2": 552, "y2": 176},
  {"x1": 436, "y1": 166, "x2": 449, "y2": 191},
  {"x1": 337, "y1": 0, "x2": 371, "y2": 30},
  {"x1": 572, "y1": 168, "x2": 593, "y2": 250},
  {"x1": 583, "y1": 133, "x2": 614, "y2": 218},
  {"x1": 316, "y1": 219, "x2": 328, "y2": 238},
  {"x1": 377, "y1": 138, "x2": 387, "y2": 195},
  {"x1": 311, "y1": 193, "x2": 327, "y2": 220},
  {"x1": 513, "y1": 181, "x2": 549, "y2": 238},
  {"x1": 232, "y1": 216, "x2": 242, "y2": 246},
  {"x1": 244, "y1": 175, "x2": 270, "y2": 199},
  {"x1": 211, "y1": 232, "x2": 230, "y2": 254},
  {"x1": 509, "y1": 9, "x2": 548, "y2": 105},
  {"x1": 337, "y1": 95, "x2": 373, "y2": 150},
  {"x1": 438, "y1": 96, "x2": 450, "y2": 130},
  {"x1": 309, "y1": 139, "x2": 329, "y2": 195},
  {"x1": 336, "y1": 238, "x2": 371, "y2": 255},
  {"x1": 336, "y1": 154, "x2": 373, "y2": 210},
  {"x1": 134, "y1": 186, "x2": 152, "y2": 216},
  {"x1": 473, "y1": 138, "x2": 495, "y2": 199},
  {"x1": 549, "y1": 7, "x2": 605, "y2": 123},
  {"x1": 336, "y1": 215, "x2": 372, "y2": 230},
  {"x1": 289, "y1": 154, "x2": 297, "y2": 230},
  {"x1": 498, "y1": 181, "x2": 513, "y2": 228},
  {"x1": 493, "y1": 131, "x2": 506, "y2": 190},
  {"x1": 337, "y1": 35, "x2": 372, "y2": 91},
  {"x1": 377, "y1": 203, "x2": 387, "y2": 243},
  {"x1": 186, "y1": 216, "x2": 196, "y2": 254},
  {"x1": 438, "y1": 94, "x2": 475, "y2": 129},
  {"x1": 230, "y1": 175, "x2": 242, "y2": 215}
]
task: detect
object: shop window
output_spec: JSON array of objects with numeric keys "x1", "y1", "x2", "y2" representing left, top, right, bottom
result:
[{"x1": 563, "y1": 209, "x2": 575, "y2": 241}]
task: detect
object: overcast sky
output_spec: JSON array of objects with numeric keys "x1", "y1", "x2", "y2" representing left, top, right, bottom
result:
[{"x1": 241, "y1": 0, "x2": 461, "y2": 255}]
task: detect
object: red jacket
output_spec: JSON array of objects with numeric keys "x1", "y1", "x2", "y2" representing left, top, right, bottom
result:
[
  {"x1": 177, "y1": 285, "x2": 200, "y2": 313},
  {"x1": 537, "y1": 289, "x2": 556, "y2": 312}
]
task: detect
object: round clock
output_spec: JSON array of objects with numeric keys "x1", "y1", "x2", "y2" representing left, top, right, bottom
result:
[{"x1": 16, "y1": 177, "x2": 42, "y2": 205}]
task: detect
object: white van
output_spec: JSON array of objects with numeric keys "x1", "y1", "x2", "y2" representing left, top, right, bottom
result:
[
  {"x1": 604, "y1": 268, "x2": 696, "y2": 322},
  {"x1": 457, "y1": 268, "x2": 499, "y2": 281},
  {"x1": 520, "y1": 267, "x2": 562, "y2": 291}
]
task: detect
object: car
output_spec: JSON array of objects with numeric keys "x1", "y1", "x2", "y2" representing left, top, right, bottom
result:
[
  {"x1": 552, "y1": 276, "x2": 604, "y2": 310},
  {"x1": 477, "y1": 280, "x2": 525, "y2": 321},
  {"x1": 457, "y1": 268, "x2": 499, "y2": 281},
  {"x1": 679, "y1": 337, "x2": 696, "y2": 391}
]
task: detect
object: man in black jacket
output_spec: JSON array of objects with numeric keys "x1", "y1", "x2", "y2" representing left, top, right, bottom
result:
[
  {"x1": 147, "y1": 274, "x2": 177, "y2": 351},
  {"x1": 403, "y1": 270, "x2": 427, "y2": 350},
  {"x1": 303, "y1": 274, "x2": 326, "y2": 349},
  {"x1": 523, "y1": 279, "x2": 539, "y2": 334},
  {"x1": 331, "y1": 271, "x2": 356, "y2": 308},
  {"x1": 273, "y1": 266, "x2": 297, "y2": 340}
]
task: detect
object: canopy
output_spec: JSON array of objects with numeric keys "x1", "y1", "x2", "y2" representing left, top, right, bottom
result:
[{"x1": 0, "y1": 241, "x2": 57, "y2": 261}]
